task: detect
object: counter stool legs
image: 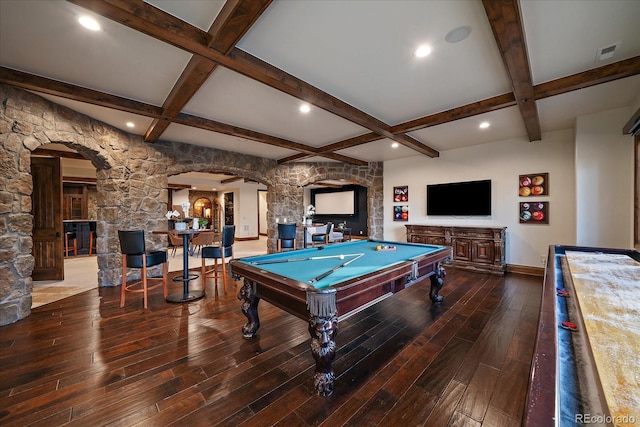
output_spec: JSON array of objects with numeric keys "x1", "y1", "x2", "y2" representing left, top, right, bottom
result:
[{"x1": 64, "y1": 232, "x2": 77, "y2": 257}]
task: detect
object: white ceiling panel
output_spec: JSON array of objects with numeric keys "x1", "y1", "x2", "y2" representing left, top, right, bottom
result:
[
  {"x1": 237, "y1": 0, "x2": 512, "y2": 124},
  {"x1": 160, "y1": 123, "x2": 299, "y2": 160},
  {"x1": 409, "y1": 106, "x2": 527, "y2": 151},
  {"x1": 0, "y1": 0, "x2": 192, "y2": 105},
  {"x1": 183, "y1": 66, "x2": 368, "y2": 146},
  {"x1": 521, "y1": 0, "x2": 640, "y2": 84},
  {"x1": 35, "y1": 92, "x2": 155, "y2": 136}
]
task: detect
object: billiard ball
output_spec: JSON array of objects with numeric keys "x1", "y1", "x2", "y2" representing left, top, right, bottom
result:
[
  {"x1": 532, "y1": 185, "x2": 544, "y2": 195},
  {"x1": 519, "y1": 187, "x2": 531, "y2": 197},
  {"x1": 534, "y1": 202, "x2": 544, "y2": 211},
  {"x1": 520, "y1": 177, "x2": 531, "y2": 187},
  {"x1": 521, "y1": 211, "x2": 532, "y2": 221},
  {"x1": 532, "y1": 175, "x2": 544, "y2": 185},
  {"x1": 532, "y1": 211, "x2": 544, "y2": 221}
]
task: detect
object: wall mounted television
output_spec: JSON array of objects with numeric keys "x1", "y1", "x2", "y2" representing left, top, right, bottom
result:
[{"x1": 427, "y1": 179, "x2": 492, "y2": 216}]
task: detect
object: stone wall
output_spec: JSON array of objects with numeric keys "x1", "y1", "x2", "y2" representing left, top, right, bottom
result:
[{"x1": 0, "y1": 84, "x2": 383, "y2": 325}]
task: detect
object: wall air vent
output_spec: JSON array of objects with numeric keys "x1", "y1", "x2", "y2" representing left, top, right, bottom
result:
[{"x1": 596, "y1": 42, "x2": 620, "y2": 61}]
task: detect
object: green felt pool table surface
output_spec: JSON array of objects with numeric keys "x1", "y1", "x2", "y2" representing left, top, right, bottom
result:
[{"x1": 233, "y1": 239, "x2": 447, "y2": 290}]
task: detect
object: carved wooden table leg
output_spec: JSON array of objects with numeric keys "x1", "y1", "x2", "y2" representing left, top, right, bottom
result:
[
  {"x1": 238, "y1": 279, "x2": 260, "y2": 338},
  {"x1": 308, "y1": 313, "x2": 338, "y2": 396},
  {"x1": 429, "y1": 262, "x2": 446, "y2": 303}
]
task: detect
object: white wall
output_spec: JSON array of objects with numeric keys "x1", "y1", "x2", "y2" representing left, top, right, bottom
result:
[
  {"x1": 173, "y1": 183, "x2": 266, "y2": 239},
  {"x1": 385, "y1": 129, "x2": 577, "y2": 268},
  {"x1": 575, "y1": 107, "x2": 634, "y2": 248},
  {"x1": 220, "y1": 182, "x2": 267, "y2": 239}
]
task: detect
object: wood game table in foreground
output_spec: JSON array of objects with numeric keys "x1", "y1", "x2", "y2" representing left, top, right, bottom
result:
[
  {"x1": 230, "y1": 239, "x2": 452, "y2": 395},
  {"x1": 524, "y1": 245, "x2": 640, "y2": 427}
]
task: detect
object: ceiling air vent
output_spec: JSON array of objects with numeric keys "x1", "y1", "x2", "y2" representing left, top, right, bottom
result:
[{"x1": 596, "y1": 42, "x2": 620, "y2": 61}]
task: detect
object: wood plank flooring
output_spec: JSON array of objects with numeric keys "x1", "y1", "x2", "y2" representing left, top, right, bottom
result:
[{"x1": 0, "y1": 267, "x2": 542, "y2": 426}]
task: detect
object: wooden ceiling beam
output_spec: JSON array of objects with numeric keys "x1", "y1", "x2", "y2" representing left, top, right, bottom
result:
[
  {"x1": 4, "y1": 66, "x2": 366, "y2": 166},
  {"x1": 535, "y1": 55, "x2": 640, "y2": 99},
  {"x1": 391, "y1": 93, "x2": 517, "y2": 134},
  {"x1": 31, "y1": 148, "x2": 87, "y2": 160},
  {"x1": 174, "y1": 113, "x2": 368, "y2": 166},
  {"x1": 0, "y1": 66, "x2": 163, "y2": 118},
  {"x1": 144, "y1": 0, "x2": 272, "y2": 143},
  {"x1": 483, "y1": 0, "x2": 541, "y2": 141},
  {"x1": 68, "y1": 0, "x2": 439, "y2": 159}
]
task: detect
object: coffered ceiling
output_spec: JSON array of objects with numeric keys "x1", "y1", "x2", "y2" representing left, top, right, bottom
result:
[{"x1": 1, "y1": 0, "x2": 639, "y2": 173}]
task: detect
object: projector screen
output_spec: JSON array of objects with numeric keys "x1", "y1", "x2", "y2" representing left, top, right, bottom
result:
[{"x1": 314, "y1": 190, "x2": 355, "y2": 215}]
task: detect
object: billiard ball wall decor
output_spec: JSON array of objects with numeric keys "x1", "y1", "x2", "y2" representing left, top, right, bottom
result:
[
  {"x1": 519, "y1": 173, "x2": 549, "y2": 224},
  {"x1": 393, "y1": 186, "x2": 408, "y2": 202},
  {"x1": 519, "y1": 201, "x2": 549, "y2": 224},
  {"x1": 519, "y1": 173, "x2": 548, "y2": 196},
  {"x1": 394, "y1": 205, "x2": 409, "y2": 221},
  {"x1": 393, "y1": 186, "x2": 409, "y2": 221}
]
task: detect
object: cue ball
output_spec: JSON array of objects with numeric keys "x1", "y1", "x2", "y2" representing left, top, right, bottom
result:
[{"x1": 339, "y1": 254, "x2": 344, "y2": 259}]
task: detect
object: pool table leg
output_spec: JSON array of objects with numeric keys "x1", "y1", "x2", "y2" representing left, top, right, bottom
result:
[
  {"x1": 238, "y1": 279, "x2": 261, "y2": 338},
  {"x1": 429, "y1": 262, "x2": 446, "y2": 303},
  {"x1": 309, "y1": 313, "x2": 338, "y2": 396}
]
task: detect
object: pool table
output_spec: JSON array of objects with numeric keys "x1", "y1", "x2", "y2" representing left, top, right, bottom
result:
[
  {"x1": 524, "y1": 245, "x2": 640, "y2": 427},
  {"x1": 230, "y1": 239, "x2": 452, "y2": 396}
]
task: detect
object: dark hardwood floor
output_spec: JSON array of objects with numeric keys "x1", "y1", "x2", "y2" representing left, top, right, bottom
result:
[{"x1": 0, "y1": 267, "x2": 542, "y2": 426}]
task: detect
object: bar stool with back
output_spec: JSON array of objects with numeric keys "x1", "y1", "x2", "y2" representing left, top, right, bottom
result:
[
  {"x1": 118, "y1": 230, "x2": 168, "y2": 309},
  {"x1": 64, "y1": 222, "x2": 77, "y2": 257},
  {"x1": 201, "y1": 225, "x2": 235, "y2": 295}
]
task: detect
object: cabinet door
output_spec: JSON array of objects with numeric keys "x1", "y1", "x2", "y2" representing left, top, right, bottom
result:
[
  {"x1": 453, "y1": 239, "x2": 471, "y2": 261},
  {"x1": 471, "y1": 240, "x2": 495, "y2": 264}
]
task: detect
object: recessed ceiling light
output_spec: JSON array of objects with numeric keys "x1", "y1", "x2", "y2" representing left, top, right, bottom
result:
[
  {"x1": 78, "y1": 16, "x2": 101, "y2": 31},
  {"x1": 391, "y1": 142, "x2": 400, "y2": 148},
  {"x1": 414, "y1": 45, "x2": 432, "y2": 58},
  {"x1": 299, "y1": 103, "x2": 311, "y2": 113},
  {"x1": 445, "y1": 25, "x2": 471, "y2": 43},
  {"x1": 126, "y1": 122, "x2": 135, "y2": 128},
  {"x1": 479, "y1": 121, "x2": 490, "y2": 129}
]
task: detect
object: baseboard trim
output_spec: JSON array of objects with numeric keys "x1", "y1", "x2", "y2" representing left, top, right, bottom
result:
[
  {"x1": 235, "y1": 236, "x2": 259, "y2": 242},
  {"x1": 506, "y1": 264, "x2": 544, "y2": 277}
]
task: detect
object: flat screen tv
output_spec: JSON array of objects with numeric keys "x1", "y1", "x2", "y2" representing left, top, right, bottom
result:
[{"x1": 427, "y1": 179, "x2": 491, "y2": 216}]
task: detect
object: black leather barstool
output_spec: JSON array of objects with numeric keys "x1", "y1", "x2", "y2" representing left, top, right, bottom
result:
[
  {"x1": 118, "y1": 230, "x2": 168, "y2": 309},
  {"x1": 201, "y1": 225, "x2": 235, "y2": 295},
  {"x1": 277, "y1": 223, "x2": 297, "y2": 252},
  {"x1": 88, "y1": 221, "x2": 97, "y2": 255},
  {"x1": 64, "y1": 223, "x2": 77, "y2": 257}
]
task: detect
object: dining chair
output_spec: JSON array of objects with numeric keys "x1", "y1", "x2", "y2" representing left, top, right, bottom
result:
[
  {"x1": 118, "y1": 230, "x2": 168, "y2": 309},
  {"x1": 311, "y1": 222, "x2": 333, "y2": 247},
  {"x1": 167, "y1": 231, "x2": 183, "y2": 257},
  {"x1": 201, "y1": 225, "x2": 235, "y2": 295},
  {"x1": 190, "y1": 231, "x2": 216, "y2": 257},
  {"x1": 277, "y1": 223, "x2": 297, "y2": 252}
]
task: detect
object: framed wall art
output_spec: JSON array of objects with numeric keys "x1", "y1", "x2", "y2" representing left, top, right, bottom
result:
[
  {"x1": 520, "y1": 201, "x2": 549, "y2": 224},
  {"x1": 394, "y1": 205, "x2": 409, "y2": 221},
  {"x1": 519, "y1": 173, "x2": 548, "y2": 197},
  {"x1": 393, "y1": 186, "x2": 408, "y2": 202}
]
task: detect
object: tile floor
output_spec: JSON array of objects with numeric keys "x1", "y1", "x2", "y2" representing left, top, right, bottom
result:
[{"x1": 31, "y1": 236, "x2": 268, "y2": 308}]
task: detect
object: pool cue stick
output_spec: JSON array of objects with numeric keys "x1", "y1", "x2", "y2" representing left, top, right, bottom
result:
[
  {"x1": 309, "y1": 253, "x2": 364, "y2": 284},
  {"x1": 250, "y1": 253, "x2": 361, "y2": 265}
]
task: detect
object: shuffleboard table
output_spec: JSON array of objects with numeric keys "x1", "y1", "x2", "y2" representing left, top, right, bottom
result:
[
  {"x1": 230, "y1": 239, "x2": 452, "y2": 396},
  {"x1": 524, "y1": 245, "x2": 640, "y2": 427}
]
